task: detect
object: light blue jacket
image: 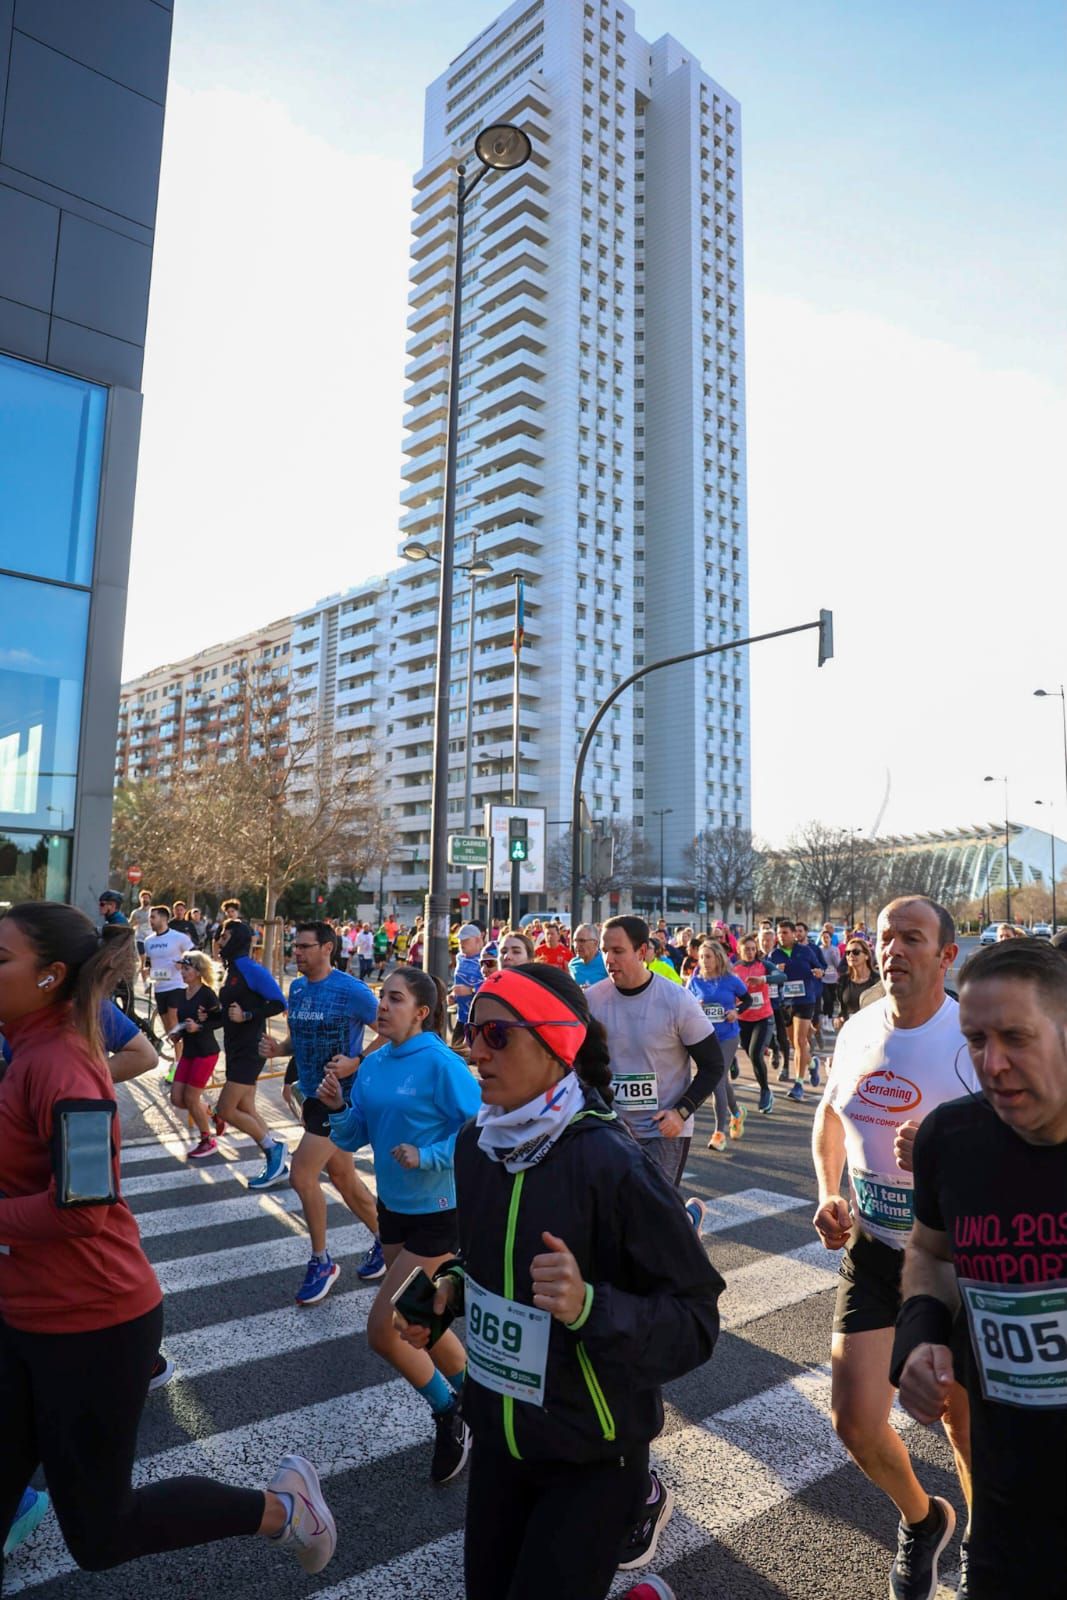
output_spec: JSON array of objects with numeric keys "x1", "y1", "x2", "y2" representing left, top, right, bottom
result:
[{"x1": 328, "y1": 1030, "x2": 481, "y2": 1214}]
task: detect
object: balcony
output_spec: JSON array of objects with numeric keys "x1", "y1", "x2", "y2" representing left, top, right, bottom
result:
[
  {"x1": 474, "y1": 371, "x2": 545, "y2": 414},
  {"x1": 412, "y1": 186, "x2": 456, "y2": 238},
  {"x1": 471, "y1": 404, "x2": 544, "y2": 449},
  {"x1": 479, "y1": 234, "x2": 548, "y2": 288},
  {"x1": 399, "y1": 498, "x2": 443, "y2": 538},
  {"x1": 401, "y1": 414, "x2": 448, "y2": 461},
  {"x1": 403, "y1": 339, "x2": 450, "y2": 387},
  {"x1": 409, "y1": 236, "x2": 455, "y2": 286},
  {"x1": 402, "y1": 388, "x2": 450, "y2": 435},
  {"x1": 476, "y1": 292, "x2": 546, "y2": 344},
  {"x1": 399, "y1": 471, "x2": 445, "y2": 510},
  {"x1": 408, "y1": 262, "x2": 453, "y2": 310},
  {"x1": 473, "y1": 458, "x2": 545, "y2": 503},
  {"x1": 406, "y1": 288, "x2": 451, "y2": 336}
]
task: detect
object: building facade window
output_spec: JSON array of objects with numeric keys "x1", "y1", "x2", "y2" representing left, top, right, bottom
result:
[{"x1": 0, "y1": 352, "x2": 106, "y2": 900}]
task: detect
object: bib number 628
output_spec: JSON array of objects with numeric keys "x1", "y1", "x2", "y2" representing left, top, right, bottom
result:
[{"x1": 469, "y1": 1301, "x2": 522, "y2": 1355}]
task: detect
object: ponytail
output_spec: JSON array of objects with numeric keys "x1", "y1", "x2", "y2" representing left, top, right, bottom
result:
[
  {"x1": 3, "y1": 902, "x2": 136, "y2": 1062},
  {"x1": 389, "y1": 965, "x2": 448, "y2": 1037}
]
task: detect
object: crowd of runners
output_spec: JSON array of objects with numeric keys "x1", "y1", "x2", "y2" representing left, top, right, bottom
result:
[{"x1": 1, "y1": 888, "x2": 1064, "y2": 1598}]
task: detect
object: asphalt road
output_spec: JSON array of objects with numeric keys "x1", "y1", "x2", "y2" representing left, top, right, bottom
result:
[{"x1": 7, "y1": 1041, "x2": 965, "y2": 1600}]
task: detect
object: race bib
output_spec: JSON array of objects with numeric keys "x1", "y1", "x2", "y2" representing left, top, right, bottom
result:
[
  {"x1": 961, "y1": 1278, "x2": 1067, "y2": 1410},
  {"x1": 702, "y1": 1003, "x2": 726, "y2": 1023},
  {"x1": 465, "y1": 1277, "x2": 551, "y2": 1406},
  {"x1": 782, "y1": 980, "x2": 806, "y2": 1000},
  {"x1": 852, "y1": 1168, "x2": 913, "y2": 1236},
  {"x1": 611, "y1": 1073, "x2": 660, "y2": 1111}
]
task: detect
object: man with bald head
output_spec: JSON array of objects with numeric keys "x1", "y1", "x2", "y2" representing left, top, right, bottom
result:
[{"x1": 811, "y1": 896, "x2": 978, "y2": 1600}]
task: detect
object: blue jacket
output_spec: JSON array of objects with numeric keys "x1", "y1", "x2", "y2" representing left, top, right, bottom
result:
[
  {"x1": 569, "y1": 951, "x2": 608, "y2": 988},
  {"x1": 328, "y1": 1030, "x2": 481, "y2": 1213},
  {"x1": 685, "y1": 973, "x2": 749, "y2": 1041},
  {"x1": 770, "y1": 942, "x2": 824, "y2": 1006}
]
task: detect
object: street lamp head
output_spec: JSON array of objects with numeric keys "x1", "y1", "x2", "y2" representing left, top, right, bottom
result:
[
  {"x1": 402, "y1": 540, "x2": 434, "y2": 563},
  {"x1": 1034, "y1": 689, "x2": 1049, "y2": 698},
  {"x1": 474, "y1": 123, "x2": 532, "y2": 172},
  {"x1": 467, "y1": 559, "x2": 493, "y2": 578}
]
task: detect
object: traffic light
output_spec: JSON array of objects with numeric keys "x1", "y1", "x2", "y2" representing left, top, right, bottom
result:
[
  {"x1": 817, "y1": 608, "x2": 834, "y2": 668},
  {"x1": 509, "y1": 837, "x2": 528, "y2": 862},
  {"x1": 508, "y1": 816, "x2": 528, "y2": 862}
]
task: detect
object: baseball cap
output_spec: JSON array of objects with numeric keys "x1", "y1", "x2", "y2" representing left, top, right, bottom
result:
[{"x1": 458, "y1": 923, "x2": 482, "y2": 941}]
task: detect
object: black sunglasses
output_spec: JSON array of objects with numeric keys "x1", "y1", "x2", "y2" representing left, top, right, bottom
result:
[{"x1": 463, "y1": 1018, "x2": 582, "y2": 1051}]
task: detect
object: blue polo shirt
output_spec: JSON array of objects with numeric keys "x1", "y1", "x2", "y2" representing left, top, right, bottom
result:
[{"x1": 569, "y1": 951, "x2": 608, "y2": 988}]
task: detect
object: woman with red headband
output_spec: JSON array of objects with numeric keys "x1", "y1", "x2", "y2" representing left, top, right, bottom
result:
[{"x1": 395, "y1": 963, "x2": 724, "y2": 1600}]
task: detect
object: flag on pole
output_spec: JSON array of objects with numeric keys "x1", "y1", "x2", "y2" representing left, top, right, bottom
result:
[{"x1": 512, "y1": 576, "x2": 525, "y2": 655}]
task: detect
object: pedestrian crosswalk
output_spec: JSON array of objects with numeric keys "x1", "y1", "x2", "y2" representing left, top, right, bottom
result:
[{"x1": 5, "y1": 1119, "x2": 963, "y2": 1599}]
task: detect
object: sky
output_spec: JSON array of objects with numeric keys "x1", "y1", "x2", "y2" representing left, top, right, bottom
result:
[{"x1": 126, "y1": 0, "x2": 1067, "y2": 847}]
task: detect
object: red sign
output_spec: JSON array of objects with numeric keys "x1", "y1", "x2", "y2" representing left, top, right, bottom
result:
[
  {"x1": 458, "y1": 893, "x2": 470, "y2": 907},
  {"x1": 127, "y1": 865, "x2": 143, "y2": 885}
]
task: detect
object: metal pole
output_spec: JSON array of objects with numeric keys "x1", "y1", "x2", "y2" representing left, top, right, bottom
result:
[
  {"x1": 462, "y1": 565, "x2": 477, "y2": 921},
  {"x1": 569, "y1": 617, "x2": 827, "y2": 922},
  {"x1": 424, "y1": 161, "x2": 487, "y2": 982},
  {"x1": 1004, "y1": 779, "x2": 1012, "y2": 924},
  {"x1": 509, "y1": 575, "x2": 522, "y2": 930},
  {"x1": 849, "y1": 831, "x2": 855, "y2": 928}
]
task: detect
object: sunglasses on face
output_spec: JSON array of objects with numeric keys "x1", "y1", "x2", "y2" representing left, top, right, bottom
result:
[
  {"x1": 846, "y1": 948, "x2": 866, "y2": 957},
  {"x1": 463, "y1": 1018, "x2": 583, "y2": 1051}
]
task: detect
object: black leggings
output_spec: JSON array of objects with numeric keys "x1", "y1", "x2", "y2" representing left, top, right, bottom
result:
[
  {"x1": 464, "y1": 1439, "x2": 649, "y2": 1599},
  {"x1": 771, "y1": 1006, "x2": 791, "y2": 1069},
  {"x1": 0, "y1": 1303, "x2": 264, "y2": 1576},
  {"x1": 738, "y1": 1017, "x2": 772, "y2": 1092}
]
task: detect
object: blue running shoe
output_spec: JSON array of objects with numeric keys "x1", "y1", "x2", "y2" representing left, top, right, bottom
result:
[
  {"x1": 809, "y1": 1057, "x2": 821, "y2": 1087},
  {"x1": 356, "y1": 1237, "x2": 387, "y2": 1281},
  {"x1": 757, "y1": 1088, "x2": 775, "y2": 1115},
  {"x1": 684, "y1": 1198, "x2": 707, "y2": 1234},
  {"x1": 788, "y1": 1080, "x2": 805, "y2": 1102},
  {"x1": 248, "y1": 1141, "x2": 289, "y2": 1191},
  {"x1": 296, "y1": 1256, "x2": 340, "y2": 1306},
  {"x1": 4, "y1": 1487, "x2": 50, "y2": 1557}
]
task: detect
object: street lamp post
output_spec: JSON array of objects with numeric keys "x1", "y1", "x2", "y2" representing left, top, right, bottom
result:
[
  {"x1": 569, "y1": 614, "x2": 834, "y2": 923},
  {"x1": 422, "y1": 123, "x2": 532, "y2": 983},
  {"x1": 651, "y1": 808, "x2": 673, "y2": 922},
  {"x1": 1035, "y1": 801, "x2": 1057, "y2": 933},
  {"x1": 403, "y1": 541, "x2": 493, "y2": 925},
  {"x1": 983, "y1": 775, "x2": 1011, "y2": 922},
  {"x1": 1034, "y1": 685, "x2": 1067, "y2": 806}
]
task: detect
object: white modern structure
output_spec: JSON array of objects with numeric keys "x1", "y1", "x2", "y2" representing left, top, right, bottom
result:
[
  {"x1": 876, "y1": 823, "x2": 1067, "y2": 906},
  {"x1": 397, "y1": 0, "x2": 750, "y2": 886}
]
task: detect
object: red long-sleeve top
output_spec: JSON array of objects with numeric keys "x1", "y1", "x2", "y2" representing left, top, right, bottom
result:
[{"x1": 0, "y1": 1004, "x2": 160, "y2": 1333}]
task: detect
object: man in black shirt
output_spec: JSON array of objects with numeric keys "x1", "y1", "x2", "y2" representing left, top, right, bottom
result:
[
  {"x1": 169, "y1": 899, "x2": 199, "y2": 945},
  {"x1": 892, "y1": 939, "x2": 1067, "y2": 1598}
]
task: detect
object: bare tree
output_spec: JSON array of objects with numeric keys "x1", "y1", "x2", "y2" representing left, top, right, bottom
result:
[
  {"x1": 787, "y1": 820, "x2": 854, "y2": 923},
  {"x1": 683, "y1": 826, "x2": 761, "y2": 921},
  {"x1": 547, "y1": 820, "x2": 646, "y2": 920}
]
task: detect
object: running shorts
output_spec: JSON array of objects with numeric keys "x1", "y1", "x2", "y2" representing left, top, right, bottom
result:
[
  {"x1": 225, "y1": 1048, "x2": 265, "y2": 1087},
  {"x1": 376, "y1": 1201, "x2": 459, "y2": 1257},
  {"x1": 173, "y1": 1052, "x2": 219, "y2": 1089},
  {"x1": 789, "y1": 1002, "x2": 816, "y2": 1021},
  {"x1": 301, "y1": 1096, "x2": 333, "y2": 1139},
  {"x1": 155, "y1": 988, "x2": 183, "y2": 1017},
  {"x1": 833, "y1": 1226, "x2": 903, "y2": 1335}
]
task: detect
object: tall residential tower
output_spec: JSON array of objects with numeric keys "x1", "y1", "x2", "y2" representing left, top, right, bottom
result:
[{"x1": 396, "y1": 0, "x2": 749, "y2": 897}]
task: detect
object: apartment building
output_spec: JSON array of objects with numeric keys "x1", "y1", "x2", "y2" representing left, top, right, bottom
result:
[
  {"x1": 115, "y1": 618, "x2": 293, "y2": 787},
  {"x1": 394, "y1": 0, "x2": 750, "y2": 886}
]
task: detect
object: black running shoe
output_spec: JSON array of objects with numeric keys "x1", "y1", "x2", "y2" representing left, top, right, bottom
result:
[
  {"x1": 617, "y1": 1472, "x2": 675, "y2": 1571},
  {"x1": 430, "y1": 1400, "x2": 470, "y2": 1484},
  {"x1": 889, "y1": 1496, "x2": 955, "y2": 1600}
]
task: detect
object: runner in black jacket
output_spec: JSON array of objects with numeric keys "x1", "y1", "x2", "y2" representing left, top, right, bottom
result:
[{"x1": 396, "y1": 962, "x2": 723, "y2": 1600}]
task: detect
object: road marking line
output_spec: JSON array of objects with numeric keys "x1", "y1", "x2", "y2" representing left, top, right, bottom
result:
[
  {"x1": 160, "y1": 1290, "x2": 372, "y2": 1380},
  {"x1": 720, "y1": 1240, "x2": 839, "y2": 1329},
  {"x1": 696, "y1": 1187, "x2": 808, "y2": 1234}
]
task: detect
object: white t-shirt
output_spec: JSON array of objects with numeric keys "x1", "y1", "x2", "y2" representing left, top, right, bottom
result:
[
  {"x1": 355, "y1": 930, "x2": 374, "y2": 958},
  {"x1": 144, "y1": 928, "x2": 193, "y2": 995},
  {"x1": 587, "y1": 973, "x2": 714, "y2": 1139},
  {"x1": 825, "y1": 993, "x2": 979, "y2": 1249},
  {"x1": 130, "y1": 906, "x2": 152, "y2": 938}
]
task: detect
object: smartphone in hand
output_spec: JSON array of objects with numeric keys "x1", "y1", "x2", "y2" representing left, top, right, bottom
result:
[{"x1": 391, "y1": 1266, "x2": 455, "y2": 1348}]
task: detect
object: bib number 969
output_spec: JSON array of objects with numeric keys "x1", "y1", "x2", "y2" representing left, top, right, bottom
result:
[{"x1": 468, "y1": 1301, "x2": 522, "y2": 1355}]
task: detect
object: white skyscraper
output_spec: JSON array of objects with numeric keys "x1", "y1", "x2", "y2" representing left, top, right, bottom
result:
[{"x1": 298, "y1": 0, "x2": 750, "y2": 917}]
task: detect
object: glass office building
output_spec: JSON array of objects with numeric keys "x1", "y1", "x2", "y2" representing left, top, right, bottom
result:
[
  {"x1": 0, "y1": 4, "x2": 172, "y2": 910},
  {"x1": 0, "y1": 353, "x2": 107, "y2": 901}
]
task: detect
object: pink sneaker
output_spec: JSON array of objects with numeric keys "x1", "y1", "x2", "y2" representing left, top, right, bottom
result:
[
  {"x1": 622, "y1": 1581, "x2": 676, "y2": 1600},
  {"x1": 187, "y1": 1136, "x2": 218, "y2": 1160}
]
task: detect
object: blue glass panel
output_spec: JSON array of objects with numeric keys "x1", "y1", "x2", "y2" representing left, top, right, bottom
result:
[
  {"x1": 0, "y1": 351, "x2": 107, "y2": 586},
  {"x1": 0, "y1": 574, "x2": 89, "y2": 833}
]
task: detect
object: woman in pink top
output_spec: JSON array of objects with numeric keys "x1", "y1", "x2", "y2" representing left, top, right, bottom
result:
[{"x1": 732, "y1": 931, "x2": 776, "y2": 1115}]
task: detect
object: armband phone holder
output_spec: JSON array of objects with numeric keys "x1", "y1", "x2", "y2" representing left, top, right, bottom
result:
[{"x1": 52, "y1": 1099, "x2": 118, "y2": 1207}]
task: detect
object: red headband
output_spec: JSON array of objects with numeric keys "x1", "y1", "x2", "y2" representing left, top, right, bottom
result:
[{"x1": 474, "y1": 968, "x2": 587, "y2": 1068}]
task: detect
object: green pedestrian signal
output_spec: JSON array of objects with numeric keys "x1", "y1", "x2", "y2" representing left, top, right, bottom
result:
[{"x1": 509, "y1": 837, "x2": 528, "y2": 862}]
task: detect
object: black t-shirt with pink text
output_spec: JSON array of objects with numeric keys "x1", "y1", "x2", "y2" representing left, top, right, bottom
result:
[{"x1": 913, "y1": 1094, "x2": 1067, "y2": 1598}]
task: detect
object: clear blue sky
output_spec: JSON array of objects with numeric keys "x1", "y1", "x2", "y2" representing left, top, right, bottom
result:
[
  {"x1": 129, "y1": 1, "x2": 1066, "y2": 846},
  {"x1": 171, "y1": 0, "x2": 1066, "y2": 380}
]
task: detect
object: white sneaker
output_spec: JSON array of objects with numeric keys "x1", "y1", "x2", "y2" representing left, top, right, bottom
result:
[{"x1": 269, "y1": 1453, "x2": 336, "y2": 1574}]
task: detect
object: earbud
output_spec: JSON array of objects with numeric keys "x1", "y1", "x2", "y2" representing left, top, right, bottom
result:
[{"x1": 37, "y1": 976, "x2": 55, "y2": 989}]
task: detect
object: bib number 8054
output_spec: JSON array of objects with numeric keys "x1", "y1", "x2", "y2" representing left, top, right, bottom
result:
[
  {"x1": 469, "y1": 1301, "x2": 522, "y2": 1355},
  {"x1": 979, "y1": 1317, "x2": 1067, "y2": 1365}
]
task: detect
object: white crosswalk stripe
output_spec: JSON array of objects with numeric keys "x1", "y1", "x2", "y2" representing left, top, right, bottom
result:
[{"x1": 4, "y1": 1158, "x2": 964, "y2": 1599}]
